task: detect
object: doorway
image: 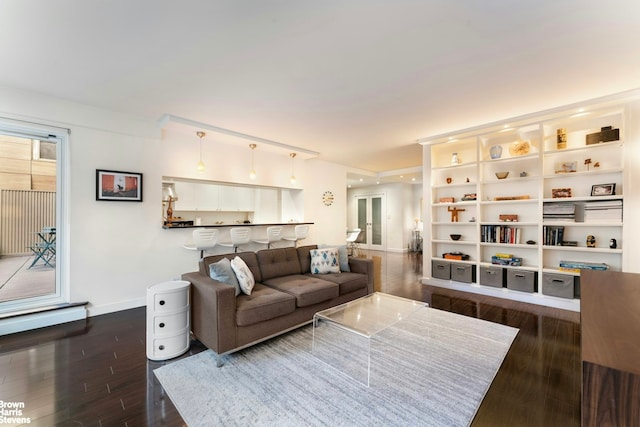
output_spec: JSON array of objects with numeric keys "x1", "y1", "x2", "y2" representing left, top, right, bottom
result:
[
  {"x1": 0, "y1": 120, "x2": 67, "y2": 313},
  {"x1": 355, "y1": 194, "x2": 385, "y2": 251}
]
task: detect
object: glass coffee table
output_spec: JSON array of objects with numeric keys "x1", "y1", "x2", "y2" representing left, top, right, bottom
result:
[{"x1": 312, "y1": 292, "x2": 428, "y2": 386}]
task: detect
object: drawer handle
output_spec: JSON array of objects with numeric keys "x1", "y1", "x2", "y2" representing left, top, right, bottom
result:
[
  {"x1": 159, "y1": 322, "x2": 165, "y2": 328},
  {"x1": 486, "y1": 271, "x2": 496, "y2": 275},
  {"x1": 552, "y1": 279, "x2": 564, "y2": 283},
  {"x1": 159, "y1": 300, "x2": 166, "y2": 306},
  {"x1": 437, "y1": 265, "x2": 445, "y2": 269},
  {"x1": 515, "y1": 274, "x2": 525, "y2": 278},
  {"x1": 158, "y1": 345, "x2": 165, "y2": 351},
  {"x1": 456, "y1": 267, "x2": 465, "y2": 271}
]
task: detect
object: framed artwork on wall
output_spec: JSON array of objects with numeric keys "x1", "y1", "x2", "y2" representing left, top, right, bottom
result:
[{"x1": 96, "y1": 169, "x2": 143, "y2": 202}]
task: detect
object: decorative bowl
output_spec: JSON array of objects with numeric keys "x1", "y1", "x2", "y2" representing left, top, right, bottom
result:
[
  {"x1": 495, "y1": 171, "x2": 509, "y2": 179},
  {"x1": 450, "y1": 234, "x2": 462, "y2": 241}
]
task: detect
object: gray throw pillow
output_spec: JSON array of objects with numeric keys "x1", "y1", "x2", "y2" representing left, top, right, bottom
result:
[{"x1": 209, "y1": 258, "x2": 241, "y2": 296}]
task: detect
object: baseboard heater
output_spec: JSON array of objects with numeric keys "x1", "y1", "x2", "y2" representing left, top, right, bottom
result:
[{"x1": 0, "y1": 302, "x2": 88, "y2": 336}]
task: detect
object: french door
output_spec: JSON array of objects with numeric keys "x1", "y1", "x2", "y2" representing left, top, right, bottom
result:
[
  {"x1": 0, "y1": 118, "x2": 68, "y2": 314},
  {"x1": 355, "y1": 194, "x2": 385, "y2": 251}
]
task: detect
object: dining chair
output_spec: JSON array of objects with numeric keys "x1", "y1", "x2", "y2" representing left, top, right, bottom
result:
[{"x1": 346, "y1": 228, "x2": 362, "y2": 256}]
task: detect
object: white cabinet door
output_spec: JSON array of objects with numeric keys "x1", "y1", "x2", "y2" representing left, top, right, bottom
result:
[
  {"x1": 197, "y1": 184, "x2": 220, "y2": 210},
  {"x1": 173, "y1": 181, "x2": 198, "y2": 210}
]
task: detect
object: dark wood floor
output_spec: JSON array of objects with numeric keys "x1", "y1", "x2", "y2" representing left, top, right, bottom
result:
[{"x1": 0, "y1": 251, "x2": 580, "y2": 426}]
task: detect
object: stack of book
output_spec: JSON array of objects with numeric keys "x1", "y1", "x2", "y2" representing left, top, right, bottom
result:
[
  {"x1": 583, "y1": 200, "x2": 623, "y2": 222},
  {"x1": 481, "y1": 225, "x2": 521, "y2": 244},
  {"x1": 491, "y1": 253, "x2": 523, "y2": 266},
  {"x1": 558, "y1": 260, "x2": 609, "y2": 273},
  {"x1": 543, "y1": 225, "x2": 565, "y2": 246},
  {"x1": 543, "y1": 202, "x2": 576, "y2": 222}
]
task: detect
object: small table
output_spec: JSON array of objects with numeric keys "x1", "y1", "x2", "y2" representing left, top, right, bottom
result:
[
  {"x1": 28, "y1": 227, "x2": 56, "y2": 268},
  {"x1": 312, "y1": 292, "x2": 427, "y2": 386}
]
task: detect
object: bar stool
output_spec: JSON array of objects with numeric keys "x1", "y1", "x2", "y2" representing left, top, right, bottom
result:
[
  {"x1": 183, "y1": 229, "x2": 218, "y2": 258},
  {"x1": 219, "y1": 227, "x2": 252, "y2": 253},
  {"x1": 282, "y1": 224, "x2": 309, "y2": 247},
  {"x1": 253, "y1": 226, "x2": 283, "y2": 249}
]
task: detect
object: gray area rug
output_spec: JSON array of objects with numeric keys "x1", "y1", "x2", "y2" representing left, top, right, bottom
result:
[{"x1": 154, "y1": 307, "x2": 518, "y2": 427}]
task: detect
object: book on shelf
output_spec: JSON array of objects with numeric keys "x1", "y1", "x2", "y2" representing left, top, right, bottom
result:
[
  {"x1": 583, "y1": 199, "x2": 622, "y2": 222},
  {"x1": 543, "y1": 225, "x2": 564, "y2": 246},
  {"x1": 559, "y1": 260, "x2": 609, "y2": 271},
  {"x1": 543, "y1": 202, "x2": 576, "y2": 222},
  {"x1": 491, "y1": 255, "x2": 522, "y2": 266},
  {"x1": 480, "y1": 225, "x2": 522, "y2": 244}
]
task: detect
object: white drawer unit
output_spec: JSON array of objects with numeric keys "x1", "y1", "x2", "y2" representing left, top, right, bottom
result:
[{"x1": 146, "y1": 280, "x2": 190, "y2": 361}]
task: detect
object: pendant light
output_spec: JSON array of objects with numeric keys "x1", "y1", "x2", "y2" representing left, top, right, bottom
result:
[
  {"x1": 196, "y1": 131, "x2": 206, "y2": 173},
  {"x1": 289, "y1": 153, "x2": 297, "y2": 184},
  {"x1": 249, "y1": 143, "x2": 257, "y2": 180}
]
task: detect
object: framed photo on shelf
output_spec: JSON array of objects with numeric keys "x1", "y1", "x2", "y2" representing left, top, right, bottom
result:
[
  {"x1": 555, "y1": 161, "x2": 577, "y2": 174},
  {"x1": 591, "y1": 183, "x2": 616, "y2": 197},
  {"x1": 96, "y1": 169, "x2": 143, "y2": 202},
  {"x1": 552, "y1": 188, "x2": 572, "y2": 198}
]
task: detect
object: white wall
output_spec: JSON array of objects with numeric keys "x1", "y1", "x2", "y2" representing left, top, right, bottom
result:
[
  {"x1": 347, "y1": 182, "x2": 422, "y2": 253},
  {"x1": 0, "y1": 86, "x2": 350, "y2": 317}
]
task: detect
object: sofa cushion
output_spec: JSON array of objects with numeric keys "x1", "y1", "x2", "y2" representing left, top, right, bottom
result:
[
  {"x1": 296, "y1": 245, "x2": 318, "y2": 273},
  {"x1": 235, "y1": 284, "x2": 296, "y2": 327},
  {"x1": 310, "y1": 248, "x2": 340, "y2": 274},
  {"x1": 209, "y1": 257, "x2": 241, "y2": 296},
  {"x1": 262, "y1": 275, "x2": 339, "y2": 307},
  {"x1": 310, "y1": 272, "x2": 368, "y2": 295},
  {"x1": 231, "y1": 256, "x2": 255, "y2": 295},
  {"x1": 257, "y1": 247, "x2": 302, "y2": 281}
]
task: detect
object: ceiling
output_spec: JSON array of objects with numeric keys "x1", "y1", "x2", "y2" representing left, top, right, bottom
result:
[{"x1": 1, "y1": 1, "x2": 639, "y2": 187}]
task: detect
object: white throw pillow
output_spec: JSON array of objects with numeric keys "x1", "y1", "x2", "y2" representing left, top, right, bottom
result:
[
  {"x1": 231, "y1": 256, "x2": 255, "y2": 295},
  {"x1": 310, "y1": 248, "x2": 340, "y2": 274}
]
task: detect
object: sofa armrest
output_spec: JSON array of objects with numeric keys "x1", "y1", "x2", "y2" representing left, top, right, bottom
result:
[
  {"x1": 182, "y1": 271, "x2": 237, "y2": 355},
  {"x1": 348, "y1": 258, "x2": 375, "y2": 294}
]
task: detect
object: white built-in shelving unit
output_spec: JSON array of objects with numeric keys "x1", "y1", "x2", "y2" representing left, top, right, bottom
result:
[{"x1": 420, "y1": 91, "x2": 640, "y2": 312}]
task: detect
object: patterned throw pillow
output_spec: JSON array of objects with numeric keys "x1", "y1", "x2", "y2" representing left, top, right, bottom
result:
[
  {"x1": 231, "y1": 256, "x2": 255, "y2": 295},
  {"x1": 310, "y1": 248, "x2": 340, "y2": 274},
  {"x1": 209, "y1": 258, "x2": 241, "y2": 296}
]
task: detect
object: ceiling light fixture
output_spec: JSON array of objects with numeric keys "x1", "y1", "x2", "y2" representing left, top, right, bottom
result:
[
  {"x1": 289, "y1": 153, "x2": 297, "y2": 184},
  {"x1": 196, "y1": 131, "x2": 206, "y2": 173},
  {"x1": 249, "y1": 143, "x2": 257, "y2": 180}
]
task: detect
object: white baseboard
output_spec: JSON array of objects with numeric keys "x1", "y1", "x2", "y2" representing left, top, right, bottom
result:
[
  {"x1": 1, "y1": 306, "x2": 87, "y2": 335},
  {"x1": 86, "y1": 297, "x2": 146, "y2": 317}
]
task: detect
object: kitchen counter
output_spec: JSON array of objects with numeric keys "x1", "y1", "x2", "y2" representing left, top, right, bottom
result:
[{"x1": 162, "y1": 221, "x2": 313, "y2": 229}]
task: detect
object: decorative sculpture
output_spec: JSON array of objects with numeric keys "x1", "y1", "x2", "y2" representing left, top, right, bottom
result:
[{"x1": 448, "y1": 206, "x2": 465, "y2": 222}]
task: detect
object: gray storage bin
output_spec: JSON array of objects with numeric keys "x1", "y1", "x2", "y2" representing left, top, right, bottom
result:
[
  {"x1": 480, "y1": 266, "x2": 504, "y2": 288},
  {"x1": 432, "y1": 260, "x2": 451, "y2": 280},
  {"x1": 506, "y1": 269, "x2": 537, "y2": 293},
  {"x1": 451, "y1": 262, "x2": 476, "y2": 283},
  {"x1": 542, "y1": 273, "x2": 575, "y2": 299}
]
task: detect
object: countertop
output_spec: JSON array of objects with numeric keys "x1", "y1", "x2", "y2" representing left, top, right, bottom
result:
[{"x1": 162, "y1": 222, "x2": 313, "y2": 229}]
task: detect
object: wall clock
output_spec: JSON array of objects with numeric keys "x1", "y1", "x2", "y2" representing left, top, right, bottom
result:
[{"x1": 322, "y1": 191, "x2": 334, "y2": 206}]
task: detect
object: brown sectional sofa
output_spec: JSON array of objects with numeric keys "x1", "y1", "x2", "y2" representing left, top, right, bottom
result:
[{"x1": 182, "y1": 245, "x2": 374, "y2": 365}]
